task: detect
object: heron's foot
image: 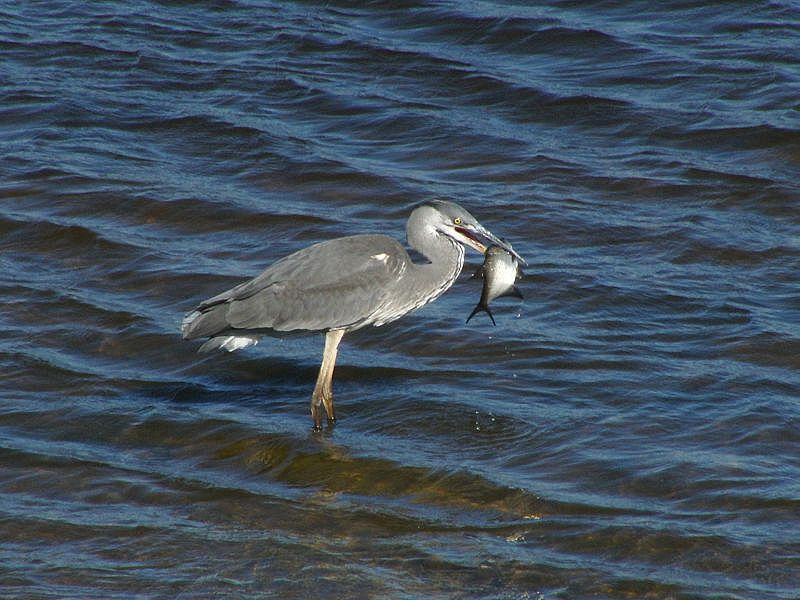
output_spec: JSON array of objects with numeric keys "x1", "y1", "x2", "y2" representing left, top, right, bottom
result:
[
  {"x1": 310, "y1": 392, "x2": 335, "y2": 432},
  {"x1": 310, "y1": 415, "x2": 336, "y2": 433},
  {"x1": 311, "y1": 420, "x2": 336, "y2": 434},
  {"x1": 310, "y1": 403, "x2": 323, "y2": 432},
  {"x1": 322, "y1": 396, "x2": 335, "y2": 424}
]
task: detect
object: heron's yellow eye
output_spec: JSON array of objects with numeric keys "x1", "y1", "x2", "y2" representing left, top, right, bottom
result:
[{"x1": 453, "y1": 217, "x2": 462, "y2": 225}]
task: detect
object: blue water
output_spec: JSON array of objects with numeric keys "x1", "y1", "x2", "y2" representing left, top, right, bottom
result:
[{"x1": 1, "y1": 1, "x2": 799, "y2": 598}]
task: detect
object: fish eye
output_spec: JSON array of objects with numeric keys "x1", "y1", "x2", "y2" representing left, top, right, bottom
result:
[{"x1": 453, "y1": 217, "x2": 462, "y2": 225}]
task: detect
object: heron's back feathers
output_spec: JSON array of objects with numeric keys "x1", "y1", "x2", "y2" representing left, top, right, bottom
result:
[{"x1": 181, "y1": 235, "x2": 411, "y2": 345}]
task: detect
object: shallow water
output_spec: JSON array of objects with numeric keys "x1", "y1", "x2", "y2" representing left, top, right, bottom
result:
[{"x1": 2, "y1": 1, "x2": 799, "y2": 598}]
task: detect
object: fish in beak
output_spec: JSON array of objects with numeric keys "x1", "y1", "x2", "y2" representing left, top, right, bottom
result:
[
  {"x1": 466, "y1": 245, "x2": 524, "y2": 325},
  {"x1": 453, "y1": 223, "x2": 527, "y2": 266}
]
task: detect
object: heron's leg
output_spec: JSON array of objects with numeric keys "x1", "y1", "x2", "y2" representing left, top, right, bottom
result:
[{"x1": 310, "y1": 329, "x2": 345, "y2": 431}]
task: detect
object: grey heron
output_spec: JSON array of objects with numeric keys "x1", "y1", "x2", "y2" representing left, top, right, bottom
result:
[{"x1": 182, "y1": 200, "x2": 524, "y2": 431}]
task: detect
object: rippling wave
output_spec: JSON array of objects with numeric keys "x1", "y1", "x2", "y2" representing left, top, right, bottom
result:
[{"x1": 1, "y1": 1, "x2": 799, "y2": 598}]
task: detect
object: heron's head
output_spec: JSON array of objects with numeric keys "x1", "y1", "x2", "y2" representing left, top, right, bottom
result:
[{"x1": 420, "y1": 200, "x2": 526, "y2": 265}]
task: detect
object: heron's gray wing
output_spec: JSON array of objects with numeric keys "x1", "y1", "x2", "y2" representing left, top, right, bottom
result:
[{"x1": 190, "y1": 235, "x2": 409, "y2": 335}]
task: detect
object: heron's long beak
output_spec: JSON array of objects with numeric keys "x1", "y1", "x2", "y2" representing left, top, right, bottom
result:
[{"x1": 456, "y1": 224, "x2": 527, "y2": 266}]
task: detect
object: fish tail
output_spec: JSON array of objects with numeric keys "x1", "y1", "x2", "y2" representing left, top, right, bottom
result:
[
  {"x1": 466, "y1": 303, "x2": 496, "y2": 326},
  {"x1": 466, "y1": 303, "x2": 481, "y2": 324}
]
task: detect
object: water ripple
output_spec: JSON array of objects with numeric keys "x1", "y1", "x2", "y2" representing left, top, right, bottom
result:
[{"x1": 1, "y1": 1, "x2": 799, "y2": 598}]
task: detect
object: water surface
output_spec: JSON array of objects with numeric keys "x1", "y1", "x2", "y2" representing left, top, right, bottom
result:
[{"x1": 1, "y1": 1, "x2": 799, "y2": 598}]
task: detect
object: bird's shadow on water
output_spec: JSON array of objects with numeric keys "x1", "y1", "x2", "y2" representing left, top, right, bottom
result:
[
  {"x1": 153, "y1": 352, "x2": 420, "y2": 424},
  {"x1": 130, "y1": 355, "x2": 555, "y2": 523},
  {"x1": 165, "y1": 356, "x2": 316, "y2": 405}
]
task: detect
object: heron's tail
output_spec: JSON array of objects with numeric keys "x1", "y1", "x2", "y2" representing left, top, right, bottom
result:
[
  {"x1": 182, "y1": 309, "x2": 259, "y2": 353},
  {"x1": 181, "y1": 307, "x2": 228, "y2": 340}
]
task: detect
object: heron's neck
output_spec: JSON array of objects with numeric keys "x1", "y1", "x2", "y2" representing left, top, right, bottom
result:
[{"x1": 407, "y1": 228, "x2": 465, "y2": 302}]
